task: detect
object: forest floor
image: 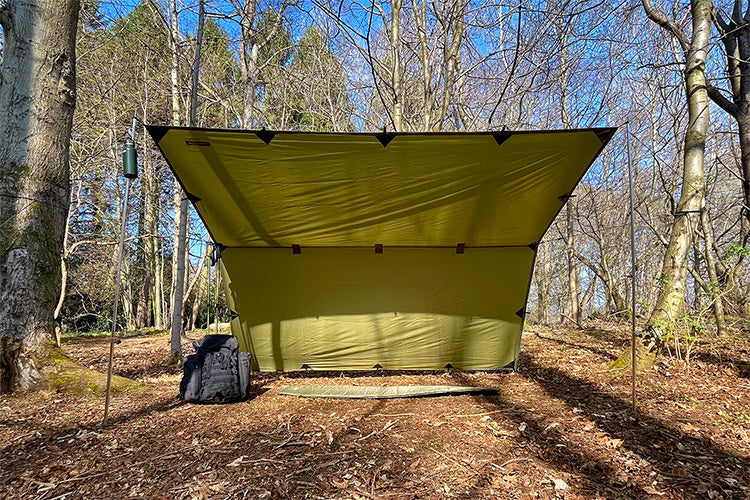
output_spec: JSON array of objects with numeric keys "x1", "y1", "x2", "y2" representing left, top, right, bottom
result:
[{"x1": 1, "y1": 322, "x2": 749, "y2": 500}]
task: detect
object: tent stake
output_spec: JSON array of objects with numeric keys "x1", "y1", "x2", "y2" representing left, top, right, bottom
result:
[
  {"x1": 625, "y1": 122, "x2": 637, "y2": 414},
  {"x1": 103, "y1": 116, "x2": 138, "y2": 425}
]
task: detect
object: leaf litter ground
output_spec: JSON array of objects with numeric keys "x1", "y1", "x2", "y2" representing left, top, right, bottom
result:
[{"x1": 1, "y1": 323, "x2": 748, "y2": 499}]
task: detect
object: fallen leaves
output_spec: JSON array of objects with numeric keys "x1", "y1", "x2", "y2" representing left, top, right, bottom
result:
[{"x1": 0, "y1": 326, "x2": 747, "y2": 500}]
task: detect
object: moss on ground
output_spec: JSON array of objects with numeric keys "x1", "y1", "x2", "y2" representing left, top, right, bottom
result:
[
  {"x1": 608, "y1": 344, "x2": 656, "y2": 371},
  {"x1": 45, "y1": 344, "x2": 146, "y2": 396}
]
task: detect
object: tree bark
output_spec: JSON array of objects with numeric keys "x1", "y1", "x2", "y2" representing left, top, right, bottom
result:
[
  {"x1": 700, "y1": 207, "x2": 726, "y2": 335},
  {"x1": 170, "y1": 0, "x2": 205, "y2": 362},
  {"x1": 566, "y1": 200, "x2": 581, "y2": 326},
  {"x1": 614, "y1": 0, "x2": 711, "y2": 370},
  {"x1": 0, "y1": 0, "x2": 80, "y2": 392},
  {"x1": 390, "y1": 0, "x2": 403, "y2": 131},
  {"x1": 240, "y1": 0, "x2": 259, "y2": 129},
  {"x1": 710, "y1": 2, "x2": 750, "y2": 229}
]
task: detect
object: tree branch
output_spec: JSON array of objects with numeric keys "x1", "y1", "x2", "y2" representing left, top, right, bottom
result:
[
  {"x1": 707, "y1": 83, "x2": 739, "y2": 116},
  {"x1": 712, "y1": 2, "x2": 731, "y2": 33},
  {"x1": 640, "y1": 0, "x2": 690, "y2": 53},
  {"x1": 0, "y1": 1, "x2": 9, "y2": 30}
]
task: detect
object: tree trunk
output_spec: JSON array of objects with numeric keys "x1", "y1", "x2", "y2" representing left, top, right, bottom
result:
[
  {"x1": 0, "y1": 0, "x2": 80, "y2": 393},
  {"x1": 169, "y1": 0, "x2": 182, "y2": 127},
  {"x1": 135, "y1": 120, "x2": 151, "y2": 329},
  {"x1": 566, "y1": 200, "x2": 581, "y2": 326},
  {"x1": 170, "y1": 0, "x2": 205, "y2": 363},
  {"x1": 240, "y1": 0, "x2": 259, "y2": 129},
  {"x1": 189, "y1": 270, "x2": 206, "y2": 331},
  {"x1": 700, "y1": 207, "x2": 726, "y2": 335},
  {"x1": 615, "y1": 0, "x2": 711, "y2": 370},
  {"x1": 534, "y1": 243, "x2": 551, "y2": 324},
  {"x1": 390, "y1": 0, "x2": 403, "y2": 131},
  {"x1": 737, "y1": 114, "x2": 750, "y2": 228}
]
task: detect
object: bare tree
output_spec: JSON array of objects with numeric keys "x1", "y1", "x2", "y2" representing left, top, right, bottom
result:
[{"x1": 615, "y1": 0, "x2": 713, "y2": 369}]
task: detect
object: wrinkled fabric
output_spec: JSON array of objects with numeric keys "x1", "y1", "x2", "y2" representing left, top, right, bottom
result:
[{"x1": 150, "y1": 127, "x2": 613, "y2": 371}]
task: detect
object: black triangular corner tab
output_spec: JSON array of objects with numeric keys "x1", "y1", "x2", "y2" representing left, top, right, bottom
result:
[
  {"x1": 301, "y1": 363, "x2": 311, "y2": 370},
  {"x1": 594, "y1": 127, "x2": 617, "y2": 146},
  {"x1": 185, "y1": 191, "x2": 201, "y2": 203},
  {"x1": 493, "y1": 131, "x2": 512, "y2": 146},
  {"x1": 456, "y1": 243, "x2": 465, "y2": 254},
  {"x1": 214, "y1": 243, "x2": 226, "y2": 254},
  {"x1": 558, "y1": 193, "x2": 576, "y2": 202},
  {"x1": 528, "y1": 242, "x2": 539, "y2": 252},
  {"x1": 255, "y1": 129, "x2": 276, "y2": 145},
  {"x1": 502, "y1": 360, "x2": 516, "y2": 372},
  {"x1": 292, "y1": 244, "x2": 301, "y2": 255},
  {"x1": 374, "y1": 132, "x2": 397, "y2": 147},
  {"x1": 445, "y1": 363, "x2": 454, "y2": 371},
  {"x1": 375, "y1": 243, "x2": 384, "y2": 254},
  {"x1": 146, "y1": 125, "x2": 169, "y2": 145},
  {"x1": 373, "y1": 363, "x2": 383, "y2": 370},
  {"x1": 230, "y1": 310, "x2": 239, "y2": 320},
  {"x1": 515, "y1": 308, "x2": 526, "y2": 319}
]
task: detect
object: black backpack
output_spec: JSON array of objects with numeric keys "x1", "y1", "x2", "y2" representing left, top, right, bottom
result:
[{"x1": 179, "y1": 335, "x2": 251, "y2": 402}]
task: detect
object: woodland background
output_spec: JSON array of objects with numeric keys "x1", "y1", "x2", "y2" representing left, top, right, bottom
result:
[{"x1": 3, "y1": 0, "x2": 750, "y2": 357}]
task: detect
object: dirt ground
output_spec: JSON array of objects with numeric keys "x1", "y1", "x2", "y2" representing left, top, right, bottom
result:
[{"x1": 1, "y1": 324, "x2": 749, "y2": 500}]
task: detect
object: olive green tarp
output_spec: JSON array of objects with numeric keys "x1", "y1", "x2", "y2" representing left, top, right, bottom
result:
[{"x1": 147, "y1": 126, "x2": 615, "y2": 371}]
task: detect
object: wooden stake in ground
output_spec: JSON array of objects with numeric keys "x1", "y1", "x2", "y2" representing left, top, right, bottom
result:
[{"x1": 104, "y1": 120, "x2": 138, "y2": 425}]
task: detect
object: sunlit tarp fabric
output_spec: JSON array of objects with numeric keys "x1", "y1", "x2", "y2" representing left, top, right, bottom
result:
[{"x1": 147, "y1": 126, "x2": 614, "y2": 371}]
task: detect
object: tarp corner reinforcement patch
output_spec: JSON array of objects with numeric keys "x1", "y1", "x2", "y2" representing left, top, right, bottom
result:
[
  {"x1": 594, "y1": 127, "x2": 617, "y2": 146},
  {"x1": 185, "y1": 191, "x2": 201, "y2": 203},
  {"x1": 146, "y1": 124, "x2": 169, "y2": 145},
  {"x1": 493, "y1": 132, "x2": 513, "y2": 146},
  {"x1": 374, "y1": 131, "x2": 396, "y2": 147},
  {"x1": 255, "y1": 129, "x2": 276, "y2": 145}
]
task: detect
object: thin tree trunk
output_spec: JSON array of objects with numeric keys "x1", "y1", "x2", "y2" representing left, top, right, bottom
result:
[
  {"x1": 566, "y1": 200, "x2": 581, "y2": 326},
  {"x1": 189, "y1": 267, "x2": 206, "y2": 331},
  {"x1": 580, "y1": 275, "x2": 598, "y2": 317},
  {"x1": 169, "y1": 0, "x2": 181, "y2": 127},
  {"x1": 170, "y1": 0, "x2": 205, "y2": 362},
  {"x1": 135, "y1": 114, "x2": 151, "y2": 329},
  {"x1": 390, "y1": 0, "x2": 403, "y2": 131},
  {"x1": 700, "y1": 207, "x2": 726, "y2": 335},
  {"x1": 240, "y1": 0, "x2": 259, "y2": 129},
  {"x1": 0, "y1": 0, "x2": 80, "y2": 393}
]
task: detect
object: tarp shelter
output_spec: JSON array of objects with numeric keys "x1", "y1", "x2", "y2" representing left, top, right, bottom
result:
[{"x1": 147, "y1": 126, "x2": 615, "y2": 372}]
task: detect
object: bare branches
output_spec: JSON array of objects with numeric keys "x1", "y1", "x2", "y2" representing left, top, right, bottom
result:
[
  {"x1": 0, "y1": 1, "x2": 9, "y2": 30},
  {"x1": 707, "y1": 83, "x2": 739, "y2": 116},
  {"x1": 640, "y1": 0, "x2": 690, "y2": 53}
]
